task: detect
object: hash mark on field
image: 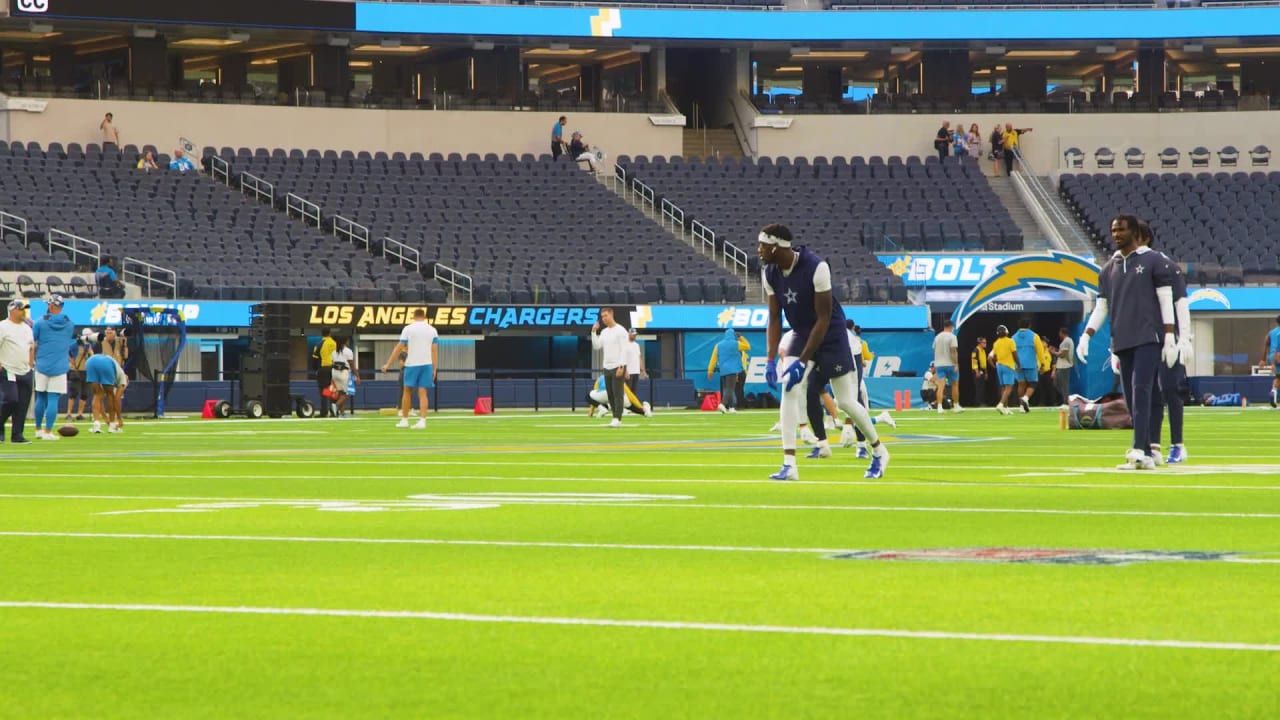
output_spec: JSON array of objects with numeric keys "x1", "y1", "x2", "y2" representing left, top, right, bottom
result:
[{"x1": 1, "y1": 602, "x2": 1277, "y2": 652}]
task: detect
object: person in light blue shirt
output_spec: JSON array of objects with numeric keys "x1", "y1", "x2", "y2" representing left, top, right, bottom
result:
[
  {"x1": 1012, "y1": 318, "x2": 1043, "y2": 413},
  {"x1": 550, "y1": 116, "x2": 567, "y2": 159},
  {"x1": 169, "y1": 149, "x2": 197, "y2": 172},
  {"x1": 32, "y1": 295, "x2": 75, "y2": 440},
  {"x1": 707, "y1": 328, "x2": 745, "y2": 413}
]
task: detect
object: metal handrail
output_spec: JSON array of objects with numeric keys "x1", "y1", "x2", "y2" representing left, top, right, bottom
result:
[
  {"x1": 433, "y1": 262, "x2": 473, "y2": 304},
  {"x1": 692, "y1": 220, "x2": 716, "y2": 256},
  {"x1": 630, "y1": 177, "x2": 655, "y2": 217},
  {"x1": 382, "y1": 236, "x2": 420, "y2": 272},
  {"x1": 722, "y1": 240, "x2": 749, "y2": 282},
  {"x1": 286, "y1": 192, "x2": 321, "y2": 227},
  {"x1": 122, "y1": 256, "x2": 178, "y2": 299},
  {"x1": 240, "y1": 171, "x2": 274, "y2": 205},
  {"x1": 333, "y1": 215, "x2": 371, "y2": 251},
  {"x1": 0, "y1": 211, "x2": 28, "y2": 247},
  {"x1": 660, "y1": 198, "x2": 685, "y2": 235},
  {"x1": 1012, "y1": 148, "x2": 1091, "y2": 251},
  {"x1": 47, "y1": 228, "x2": 101, "y2": 267},
  {"x1": 209, "y1": 156, "x2": 231, "y2": 186}
]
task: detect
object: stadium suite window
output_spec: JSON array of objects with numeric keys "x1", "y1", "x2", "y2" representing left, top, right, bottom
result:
[{"x1": 1208, "y1": 316, "x2": 1272, "y2": 376}]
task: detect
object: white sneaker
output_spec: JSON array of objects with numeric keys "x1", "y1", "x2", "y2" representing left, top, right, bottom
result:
[
  {"x1": 938, "y1": 406, "x2": 945, "y2": 414},
  {"x1": 395, "y1": 418, "x2": 409, "y2": 428},
  {"x1": 412, "y1": 419, "x2": 426, "y2": 429},
  {"x1": 108, "y1": 424, "x2": 122, "y2": 434},
  {"x1": 728, "y1": 407, "x2": 737, "y2": 414},
  {"x1": 90, "y1": 422, "x2": 103, "y2": 434},
  {"x1": 769, "y1": 421, "x2": 781, "y2": 433},
  {"x1": 718, "y1": 404, "x2": 728, "y2": 414},
  {"x1": 1117, "y1": 448, "x2": 1156, "y2": 471},
  {"x1": 607, "y1": 418, "x2": 622, "y2": 428},
  {"x1": 875, "y1": 411, "x2": 897, "y2": 429},
  {"x1": 643, "y1": 401, "x2": 653, "y2": 418},
  {"x1": 952, "y1": 405, "x2": 964, "y2": 414},
  {"x1": 800, "y1": 426, "x2": 818, "y2": 445},
  {"x1": 1149, "y1": 446, "x2": 1165, "y2": 467},
  {"x1": 38, "y1": 430, "x2": 58, "y2": 441},
  {"x1": 839, "y1": 425, "x2": 856, "y2": 447}
]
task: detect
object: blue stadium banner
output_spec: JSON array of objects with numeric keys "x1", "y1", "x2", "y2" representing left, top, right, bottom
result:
[
  {"x1": 355, "y1": 3, "x2": 1280, "y2": 41},
  {"x1": 295, "y1": 303, "x2": 608, "y2": 331},
  {"x1": 24, "y1": 299, "x2": 255, "y2": 328},
  {"x1": 1186, "y1": 287, "x2": 1280, "y2": 313},
  {"x1": 631, "y1": 304, "x2": 930, "y2": 332}
]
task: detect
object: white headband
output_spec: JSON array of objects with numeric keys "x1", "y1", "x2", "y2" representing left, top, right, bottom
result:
[{"x1": 758, "y1": 232, "x2": 791, "y2": 248}]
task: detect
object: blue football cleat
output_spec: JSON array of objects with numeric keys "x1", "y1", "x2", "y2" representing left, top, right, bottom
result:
[
  {"x1": 863, "y1": 449, "x2": 889, "y2": 479},
  {"x1": 769, "y1": 464, "x2": 798, "y2": 481},
  {"x1": 855, "y1": 446, "x2": 869, "y2": 459},
  {"x1": 1166, "y1": 445, "x2": 1188, "y2": 464},
  {"x1": 806, "y1": 446, "x2": 831, "y2": 459}
]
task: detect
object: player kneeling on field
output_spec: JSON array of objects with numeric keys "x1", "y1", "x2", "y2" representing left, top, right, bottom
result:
[{"x1": 586, "y1": 374, "x2": 652, "y2": 418}]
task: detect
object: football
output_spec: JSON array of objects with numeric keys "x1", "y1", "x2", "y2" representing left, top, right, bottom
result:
[{"x1": 57, "y1": 425, "x2": 79, "y2": 437}]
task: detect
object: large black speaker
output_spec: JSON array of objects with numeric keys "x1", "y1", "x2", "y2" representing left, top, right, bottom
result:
[{"x1": 243, "y1": 303, "x2": 295, "y2": 417}]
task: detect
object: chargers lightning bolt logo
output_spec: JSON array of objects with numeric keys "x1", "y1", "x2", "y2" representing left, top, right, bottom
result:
[
  {"x1": 589, "y1": 8, "x2": 622, "y2": 37},
  {"x1": 1187, "y1": 288, "x2": 1230, "y2": 309},
  {"x1": 951, "y1": 252, "x2": 1101, "y2": 330}
]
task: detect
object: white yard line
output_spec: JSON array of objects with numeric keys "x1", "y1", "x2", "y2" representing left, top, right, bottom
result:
[
  {"x1": 3, "y1": 531, "x2": 1277, "y2": 564},
  {"x1": 0, "y1": 601, "x2": 1276, "y2": 652},
  {"x1": 0, "y1": 493, "x2": 1278, "y2": 519},
  {"x1": 7, "y1": 471, "x2": 1280, "y2": 492}
]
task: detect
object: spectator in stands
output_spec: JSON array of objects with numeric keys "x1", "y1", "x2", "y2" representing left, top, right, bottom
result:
[
  {"x1": 136, "y1": 150, "x2": 159, "y2": 172},
  {"x1": 100, "y1": 113, "x2": 120, "y2": 150},
  {"x1": 569, "y1": 131, "x2": 594, "y2": 171},
  {"x1": 169, "y1": 149, "x2": 198, "y2": 173},
  {"x1": 933, "y1": 121, "x2": 951, "y2": 162},
  {"x1": 966, "y1": 124, "x2": 983, "y2": 160},
  {"x1": 1001, "y1": 123, "x2": 1033, "y2": 176},
  {"x1": 95, "y1": 257, "x2": 126, "y2": 299},
  {"x1": 989, "y1": 125, "x2": 1004, "y2": 173},
  {"x1": 952, "y1": 123, "x2": 968, "y2": 158},
  {"x1": 551, "y1": 115, "x2": 568, "y2": 159}
]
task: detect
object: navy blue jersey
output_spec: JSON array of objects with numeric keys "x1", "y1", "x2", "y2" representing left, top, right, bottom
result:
[
  {"x1": 1098, "y1": 247, "x2": 1176, "y2": 352},
  {"x1": 764, "y1": 246, "x2": 848, "y2": 354}
]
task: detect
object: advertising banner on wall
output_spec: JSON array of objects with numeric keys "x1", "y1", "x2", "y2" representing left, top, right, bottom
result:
[
  {"x1": 10, "y1": 0, "x2": 354, "y2": 29},
  {"x1": 631, "y1": 303, "x2": 929, "y2": 332},
  {"x1": 23, "y1": 299, "x2": 256, "y2": 328},
  {"x1": 293, "y1": 303, "x2": 611, "y2": 332},
  {"x1": 684, "y1": 329, "x2": 933, "y2": 399}
]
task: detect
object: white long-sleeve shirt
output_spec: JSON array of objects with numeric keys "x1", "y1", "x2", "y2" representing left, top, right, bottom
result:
[{"x1": 592, "y1": 324, "x2": 629, "y2": 370}]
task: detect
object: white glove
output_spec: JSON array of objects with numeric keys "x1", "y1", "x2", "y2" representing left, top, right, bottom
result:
[
  {"x1": 1109, "y1": 352, "x2": 1121, "y2": 375},
  {"x1": 1177, "y1": 336, "x2": 1193, "y2": 366},
  {"x1": 1076, "y1": 333, "x2": 1090, "y2": 363},
  {"x1": 1161, "y1": 332, "x2": 1178, "y2": 369}
]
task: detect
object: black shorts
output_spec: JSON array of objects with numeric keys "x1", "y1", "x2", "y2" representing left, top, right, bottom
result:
[
  {"x1": 68, "y1": 370, "x2": 88, "y2": 401},
  {"x1": 810, "y1": 339, "x2": 856, "y2": 382},
  {"x1": 317, "y1": 367, "x2": 333, "y2": 390}
]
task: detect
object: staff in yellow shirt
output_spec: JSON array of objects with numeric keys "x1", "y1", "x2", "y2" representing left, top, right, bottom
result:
[
  {"x1": 1001, "y1": 122, "x2": 1033, "y2": 176},
  {"x1": 988, "y1": 325, "x2": 1018, "y2": 416},
  {"x1": 970, "y1": 336, "x2": 989, "y2": 407},
  {"x1": 312, "y1": 328, "x2": 337, "y2": 418}
]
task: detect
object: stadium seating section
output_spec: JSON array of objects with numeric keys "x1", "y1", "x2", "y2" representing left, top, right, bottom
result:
[
  {"x1": 616, "y1": 154, "x2": 1023, "y2": 302},
  {"x1": 0, "y1": 142, "x2": 433, "y2": 300},
  {"x1": 1059, "y1": 171, "x2": 1280, "y2": 284},
  {"x1": 215, "y1": 148, "x2": 746, "y2": 304}
]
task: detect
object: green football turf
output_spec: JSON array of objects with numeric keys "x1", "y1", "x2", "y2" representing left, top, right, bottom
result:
[{"x1": 1, "y1": 405, "x2": 1277, "y2": 718}]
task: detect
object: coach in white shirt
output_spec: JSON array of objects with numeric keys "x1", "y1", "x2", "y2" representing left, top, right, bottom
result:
[
  {"x1": 0, "y1": 299, "x2": 36, "y2": 443},
  {"x1": 591, "y1": 307, "x2": 630, "y2": 427},
  {"x1": 381, "y1": 307, "x2": 438, "y2": 429}
]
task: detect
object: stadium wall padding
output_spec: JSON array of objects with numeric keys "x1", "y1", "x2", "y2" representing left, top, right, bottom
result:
[{"x1": 5, "y1": 98, "x2": 682, "y2": 163}]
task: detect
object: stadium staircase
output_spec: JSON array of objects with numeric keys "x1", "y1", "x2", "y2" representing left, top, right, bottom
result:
[
  {"x1": 682, "y1": 128, "x2": 746, "y2": 162},
  {"x1": 986, "y1": 175, "x2": 1050, "y2": 251}
]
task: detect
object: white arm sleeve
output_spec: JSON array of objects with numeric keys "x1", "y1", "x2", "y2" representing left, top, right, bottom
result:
[
  {"x1": 1085, "y1": 298, "x2": 1108, "y2": 333},
  {"x1": 812, "y1": 262, "x2": 832, "y2": 293},
  {"x1": 1174, "y1": 297, "x2": 1192, "y2": 339},
  {"x1": 762, "y1": 270, "x2": 774, "y2": 295},
  {"x1": 1156, "y1": 286, "x2": 1175, "y2": 326}
]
